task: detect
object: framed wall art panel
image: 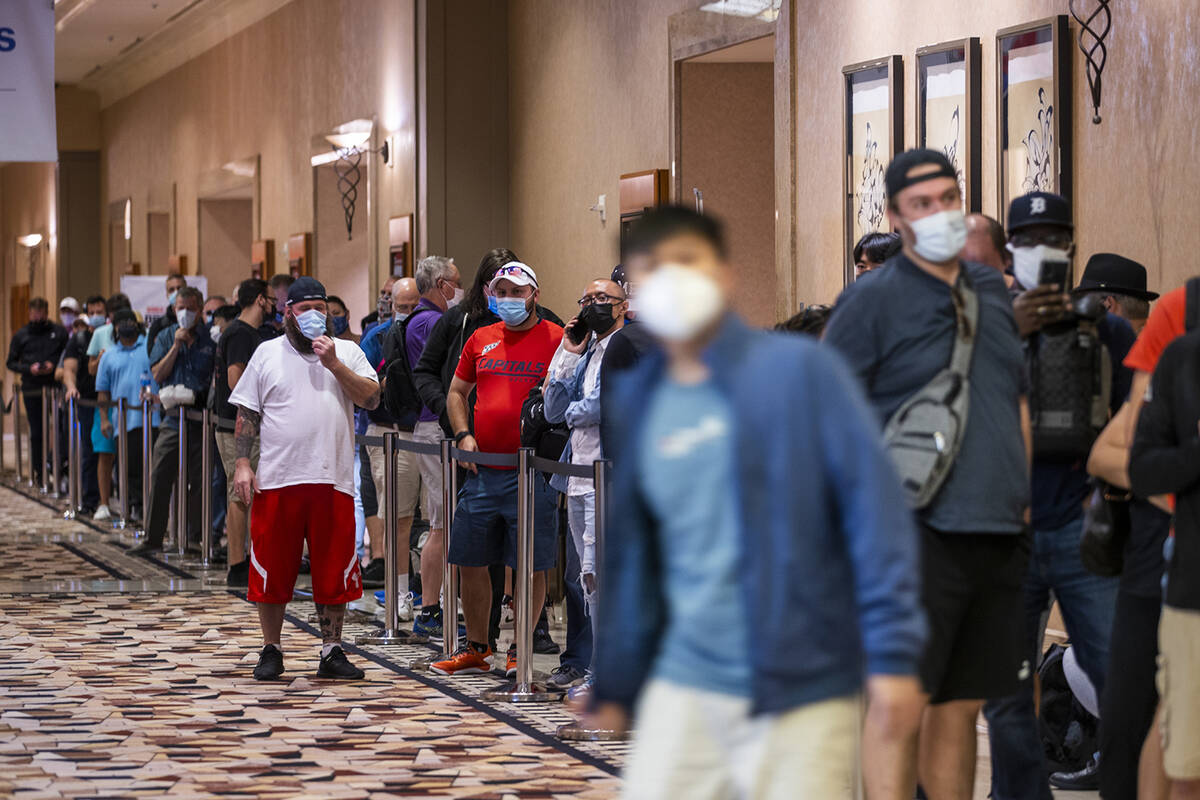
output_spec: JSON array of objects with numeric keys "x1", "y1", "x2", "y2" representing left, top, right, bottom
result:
[
  {"x1": 996, "y1": 16, "x2": 1072, "y2": 225},
  {"x1": 917, "y1": 37, "x2": 981, "y2": 213},
  {"x1": 843, "y1": 55, "x2": 902, "y2": 286}
]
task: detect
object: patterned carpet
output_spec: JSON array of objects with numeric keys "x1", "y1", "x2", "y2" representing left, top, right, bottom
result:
[{"x1": 0, "y1": 482, "x2": 623, "y2": 799}]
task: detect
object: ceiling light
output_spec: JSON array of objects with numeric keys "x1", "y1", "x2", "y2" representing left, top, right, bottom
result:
[
  {"x1": 699, "y1": 0, "x2": 780, "y2": 20},
  {"x1": 323, "y1": 119, "x2": 373, "y2": 151},
  {"x1": 17, "y1": 234, "x2": 43, "y2": 248}
]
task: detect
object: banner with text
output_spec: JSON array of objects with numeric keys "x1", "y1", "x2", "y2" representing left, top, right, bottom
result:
[
  {"x1": 0, "y1": 0, "x2": 56, "y2": 162},
  {"x1": 121, "y1": 275, "x2": 209, "y2": 330}
]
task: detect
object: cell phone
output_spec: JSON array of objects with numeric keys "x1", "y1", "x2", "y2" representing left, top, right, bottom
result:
[
  {"x1": 566, "y1": 319, "x2": 589, "y2": 346},
  {"x1": 1038, "y1": 259, "x2": 1069, "y2": 287}
]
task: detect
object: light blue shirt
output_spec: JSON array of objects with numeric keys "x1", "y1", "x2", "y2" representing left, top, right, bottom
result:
[
  {"x1": 639, "y1": 376, "x2": 750, "y2": 697},
  {"x1": 85, "y1": 323, "x2": 115, "y2": 358},
  {"x1": 95, "y1": 336, "x2": 160, "y2": 431}
]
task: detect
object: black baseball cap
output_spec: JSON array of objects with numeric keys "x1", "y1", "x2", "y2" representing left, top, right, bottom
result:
[
  {"x1": 1007, "y1": 191, "x2": 1073, "y2": 234},
  {"x1": 1074, "y1": 253, "x2": 1159, "y2": 301},
  {"x1": 885, "y1": 149, "x2": 958, "y2": 200},
  {"x1": 286, "y1": 276, "x2": 327, "y2": 306}
]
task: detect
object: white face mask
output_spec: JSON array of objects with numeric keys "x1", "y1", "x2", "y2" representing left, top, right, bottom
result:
[
  {"x1": 632, "y1": 263, "x2": 725, "y2": 343},
  {"x1": 209, "y1": 324, "x2": 222, "y2": 343},
  {"x1": 908, "y1": 209, "x2": 968, "y2": 264},
  {"x1": 446, "y1": 287, "x2": 464, "y2": 309},
  {"x1": 1008, "y1": 244, "x2": 1071, "y2": 290},
  {"x1": 176, "y1": 309, "x2": 194, "y2": 330}
]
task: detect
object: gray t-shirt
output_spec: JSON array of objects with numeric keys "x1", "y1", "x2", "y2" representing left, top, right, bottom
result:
[{"x1": 824, "y1": 255, "x2": 1029, "y2": 533}]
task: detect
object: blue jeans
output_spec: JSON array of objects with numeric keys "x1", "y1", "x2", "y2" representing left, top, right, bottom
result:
[
  {"x1": 560, "y1": 496, "x2": 594, "y2": 672},
  {"x1": 984, "y1": 516, "x2": 1119, "y2": 800}
]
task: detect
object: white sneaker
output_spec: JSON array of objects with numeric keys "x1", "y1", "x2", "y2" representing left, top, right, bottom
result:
[
  {"x1": 397, "y1": 591, "x2": 414, "y2": 622},
  {"x1": 93, "y1": 505, "x2": 111, "y2": 521}
]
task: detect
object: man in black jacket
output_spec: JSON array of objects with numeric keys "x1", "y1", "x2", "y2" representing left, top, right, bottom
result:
[
  {"x1": 1129, "y1": 321, "x2": 1200, "y2": 794},
  {"x1": 7, "y1": 297, "x2": 68, "y2": 483}
]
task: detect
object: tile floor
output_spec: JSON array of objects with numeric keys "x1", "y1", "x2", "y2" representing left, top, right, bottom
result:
[{"x1": 0, "y1": 476, "x2": 1095, "y2": 799}]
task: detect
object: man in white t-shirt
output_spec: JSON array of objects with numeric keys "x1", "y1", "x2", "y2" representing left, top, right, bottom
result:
[{"x1": 229, "y1": 277, "x2": 381, "y2": 681}]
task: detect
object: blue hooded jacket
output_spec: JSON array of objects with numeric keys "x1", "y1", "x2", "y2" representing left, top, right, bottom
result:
[{"x1": 592, "y1": 315, "x2": 927, "y2": 715}]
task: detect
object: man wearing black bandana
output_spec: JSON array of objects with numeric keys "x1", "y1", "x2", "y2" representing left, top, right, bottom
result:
[{"x1": 541, "y1": 278, "x2": 627, "y2": 696}]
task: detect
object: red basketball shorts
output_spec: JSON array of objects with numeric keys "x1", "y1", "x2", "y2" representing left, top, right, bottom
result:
[{"x1": 247, "y1": 483, "x2": 362, "y2": 605}]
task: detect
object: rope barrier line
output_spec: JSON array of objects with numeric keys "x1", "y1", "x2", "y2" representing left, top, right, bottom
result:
[{"x1": 529, "y1": 455, "x2": 594, "y2": 479}]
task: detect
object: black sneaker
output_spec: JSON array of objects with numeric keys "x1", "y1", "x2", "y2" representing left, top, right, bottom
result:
[
  {"x1": 532, "y1": 625, "x2": 560, "y2": 655},
  {"x1": 299, "y1": 555, "x2": 311, "y2": 575},
  {"x1": 546, "y1": 663, "x2": 585, "y2": 692},
  {"x1": 317, "y1": 646, "x2": 365, "y2": 679},
  {"x1": 1049, "y1": 757, "x2": 1100, "y2": 790},
  {"x1": 360, "y1": 558, "x2": 384, "y2": 589},
  {"x1": 253, "y1": 645, "x2": 285, "y2": 680},
  {"x1": 226, "y1": 559, "x2": 249, "y2": 587},
  {"x1": 126, "y1": 541, "x2": 162, "y2": 557}
]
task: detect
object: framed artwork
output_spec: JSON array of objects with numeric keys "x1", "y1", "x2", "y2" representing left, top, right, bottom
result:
[
  {"x1": 843, "y1": 55, "x2": 902, "y2": 286},
  {"x1": 996, "y1": 16, "x2": 1072, "y2": 225},
  {"x1": 917, "y1": 38, "x2": 981, "y2": 213}
]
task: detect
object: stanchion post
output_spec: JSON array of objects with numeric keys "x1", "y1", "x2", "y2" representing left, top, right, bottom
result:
[
  {"x1": 199, "y1": 409, "x2": 212, "y2": 567},
  {"x1": 63, "y1": 395, "x2": 78, "y2": 519},
  {"x1": 177, "y1": 407, "x2": 188, "y2": 557},
  {"x1": 15, "y1": 386, "x2": 25, "y2": 485},
  {"x1": 141, "y1": 398, "x2": 152, "y2": 539},
  {"x1": 116, "y1": 398, "x2": 129, "y2": 529},
  {"x1": 40, "y1": 386, "x2": 50, "y2": 493},
  {"x1": 480, "y1": 447, "x2": 555, "y2": 703},
  {"x1": 442, "y1": 438, "x2": 459, "y2": 656},
  {"x1": 73, "y1": 400, "x2": 83, "y2": 515},
  {"x1": 50, "y1": 389, "x2": 62, "y2": 498},
  {"x1": 358, "y1": 432, "x2": 427, "y2": 645}
]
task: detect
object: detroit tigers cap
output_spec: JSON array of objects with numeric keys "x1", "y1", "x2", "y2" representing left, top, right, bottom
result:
[{"x1": 1007, "y1": 191, "x2": 1073, "y2": 234}]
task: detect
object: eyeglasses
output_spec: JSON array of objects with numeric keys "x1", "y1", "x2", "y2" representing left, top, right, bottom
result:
[
  {"x1": 1009, "y1": 232, "x2": 1073, "y2": 250},
  {"x1": 577, "y1": 293, "x2": 625, "y2": 308}
]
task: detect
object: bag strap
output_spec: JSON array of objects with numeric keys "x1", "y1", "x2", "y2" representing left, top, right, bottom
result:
[
  {"x1": 1186, "y1": 277, "x2": 1200, "y2": 333},
  {"x1": 947, "y1": 276, "x2": 980, "y2": 376}
]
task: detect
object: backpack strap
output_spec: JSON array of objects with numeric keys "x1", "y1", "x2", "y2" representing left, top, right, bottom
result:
[
  {"x1": 948, "y1": 276, "x2": 980, "y2": 377},
  {"x1": 1186, "y1": 277, "x2": 1200, "y2": 333}
]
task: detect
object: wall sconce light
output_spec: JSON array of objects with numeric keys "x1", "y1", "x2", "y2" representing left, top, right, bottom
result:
[
  {"x1": 17, "y1": 233, "x2": 43, "y2": 248},
  {"x1": 319, "y1": 119, "x2": 391, "y2": 240}
]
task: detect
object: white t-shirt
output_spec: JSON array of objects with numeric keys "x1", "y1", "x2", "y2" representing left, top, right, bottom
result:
[{"x1": 228, "y1": 335, "x2": 377, "y2": 496}]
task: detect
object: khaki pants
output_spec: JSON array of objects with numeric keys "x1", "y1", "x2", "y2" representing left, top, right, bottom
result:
[
  {"x1": 365, "y1": 423, "x2": 421, "y2": 519},
  {"x1": 1158, "y1": 604, "x2": 1200, "y2": 780},
  {"x1": 621, "y1": 679, "x2": 860, "y2": 800},
  {"x1": 215, "y1": 430, "x2": 259, "y2": 507},
  {"x1": 413, "y1": 420, "x2": 445, "y2": 528}
]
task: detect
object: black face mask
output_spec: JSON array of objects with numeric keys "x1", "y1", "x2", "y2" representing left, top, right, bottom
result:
[
  {"x1": 579, "y1": 302, "x2": 616, "y2": 335},
  {"x1": 116, "y1": 324, "x2": 139, "y2": 341}
]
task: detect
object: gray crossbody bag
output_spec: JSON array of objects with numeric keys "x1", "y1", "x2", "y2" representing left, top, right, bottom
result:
[{"x1": 882, "y1": 278, "x2": 978, "y2": 509}]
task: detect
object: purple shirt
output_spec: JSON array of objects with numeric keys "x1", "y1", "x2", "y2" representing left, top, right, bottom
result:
[{"x1": 406, "y1": 297, "x2": 444, "y2": 422}]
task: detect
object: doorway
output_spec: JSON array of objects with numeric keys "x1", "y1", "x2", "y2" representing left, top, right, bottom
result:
[
  {"x1": 677, "y1": 35, "x2": 777, "y2": 327},
  {"x1": 197, "y1": 191, "x2": 252, "y2": 300}
]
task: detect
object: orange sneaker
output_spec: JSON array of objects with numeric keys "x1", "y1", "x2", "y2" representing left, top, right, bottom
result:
[
  {"x1": 505, "y1": 643, "x2": 517, "y2": 677},
  {"x1": 430, "y1": 645, "x2": 493, "y2": 676}
]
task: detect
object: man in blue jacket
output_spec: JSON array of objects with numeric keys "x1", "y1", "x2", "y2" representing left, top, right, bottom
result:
[{"x1": 591, "y1": 206, "x2": 927, "y2": 798}]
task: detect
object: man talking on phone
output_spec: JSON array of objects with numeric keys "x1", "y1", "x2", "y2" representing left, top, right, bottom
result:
[{"x1": 983, "y1": 191, "x2": 1138, "y2": 797}]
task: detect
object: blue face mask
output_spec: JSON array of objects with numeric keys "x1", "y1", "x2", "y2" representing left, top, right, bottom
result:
[
  {"x1": 487, "y1": 295, "x2": 499, "y2": 315},
  {"x1": 331, "y1": 315, "x2": 349, "y2": 336},
  {"x1": 167, "y1": 290, "x2": 178, "y2": 307},
  {"x1": 495, "y1": 298, "x2": 531, "y2": 326},
  {"x1": 87, "y1": 314, "x2": 106, "y2": 328},
  {"x1": 296, "y1": 309, "x2": 327, "y2": 340},
  {"x1": 273, "y1": 311, "x2": 283, "y2": 325}
]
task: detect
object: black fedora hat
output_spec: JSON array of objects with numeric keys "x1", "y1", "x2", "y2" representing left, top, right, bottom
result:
[{"x1": 1074, "y1": 253, "x2": 1159, "y2": 302}]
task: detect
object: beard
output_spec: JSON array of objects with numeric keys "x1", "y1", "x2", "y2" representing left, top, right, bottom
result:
[{"x1": 283, "y1": 313, "x2": 333, "y2": 354}]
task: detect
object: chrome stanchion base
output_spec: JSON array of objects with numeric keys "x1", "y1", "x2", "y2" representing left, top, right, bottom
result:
[
  {"x1": 555, "y1": 722, "x2": 629, "y2": 742},
  {"x1": 112, "y1": 518, "x2": 128, "y2": 530},
  {"x1": 479, "y1": 682, "x2": 560, "y2": 703},
  {"x1": 62, "y1": 509, "x2": 76, "y2": 521},
  {"x1": 355, "y1": 629, "x2": 429, "y2": 646}
]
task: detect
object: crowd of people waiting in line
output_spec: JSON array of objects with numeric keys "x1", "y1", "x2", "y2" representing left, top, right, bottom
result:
[{"x1": 6, "y1": 145, "x2": 1198, "y2": 800}]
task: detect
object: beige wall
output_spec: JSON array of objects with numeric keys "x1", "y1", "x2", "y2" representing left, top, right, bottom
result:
[
  {"x1": 99, "y1": 0, "x2": 417, "y2": 314},
  {"x1": 198, "y1": 198, "x2": 253, "y2": 299},
  {"x1": 507, "y1": 0, "x2": 696, "y2": 319},
  {"x1": 680, "y1": 61, "x2": 775, "y2": 326}
]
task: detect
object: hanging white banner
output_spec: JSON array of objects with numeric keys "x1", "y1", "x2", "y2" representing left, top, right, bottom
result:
[
  {"x1": 0, "y1": 0, "x2": 56, "y2": 162},
  {"x1": 121, "y1": 275, "x2": 209, "y2": 330}
]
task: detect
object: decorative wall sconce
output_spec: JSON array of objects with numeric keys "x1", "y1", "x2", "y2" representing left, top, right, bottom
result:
[
  {"x1": 320, "y1": 120, "x2": 391, "y2": 240},
  {"x1": 1069, "y1": 0, "x2": 1111, "y2": 124},
  {"x1": 17, "y1": 233, "x2": 43, "y2": 248}
]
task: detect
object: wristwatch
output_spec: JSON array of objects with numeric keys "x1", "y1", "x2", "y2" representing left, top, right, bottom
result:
[{"x1": 453, "y1": 430, "x2": 471, "y2": 444}]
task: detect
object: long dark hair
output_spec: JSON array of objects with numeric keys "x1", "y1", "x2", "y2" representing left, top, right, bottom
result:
[{"x1": 463, "y1": 248, "x2": 518, "y2": 321}]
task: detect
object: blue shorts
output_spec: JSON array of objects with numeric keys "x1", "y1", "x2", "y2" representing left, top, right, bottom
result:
[
  {"x1": 448, "y1": 467, "x2": 559, "y2": 571},
  {"x1": 92, "y1": 410, "x2": 115, "y2": 454}
]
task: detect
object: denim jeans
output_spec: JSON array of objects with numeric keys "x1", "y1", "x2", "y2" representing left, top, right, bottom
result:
[
  {"x1": 984, "y1": 515, "x2": 1119, "y2": 800},
  {"x1": 559, "y1": 496, "x2": 594, "y2": 672}
]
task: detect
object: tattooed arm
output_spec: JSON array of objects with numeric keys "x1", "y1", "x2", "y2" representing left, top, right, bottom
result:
[{"x1": 232, "y1": 405, "x2": 261, "y2": 505}]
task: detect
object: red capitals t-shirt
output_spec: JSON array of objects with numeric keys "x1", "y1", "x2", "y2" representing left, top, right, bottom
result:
[{"x1": 455, "y1": 319, "x2": 564, "y2": 458}]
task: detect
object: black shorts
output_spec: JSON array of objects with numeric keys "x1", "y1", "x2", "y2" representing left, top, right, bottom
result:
[{"x1": 919, "y1": 525, "x2": 1030, "y2": 704}]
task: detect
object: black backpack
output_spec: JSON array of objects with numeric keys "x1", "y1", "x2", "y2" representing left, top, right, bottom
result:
[
  {"x1": 381, "y1": 309, "x2": 433, "y2": 427},
  {"x1": 1028, "y1": 316, "x2": 1111, "y2": 459},
  {"x1": 1038, "y1": 643, "x2": 1099, "y2": 774},
  {"x1": 520, "y1": 385, "x2": 569, "y2": 461}
]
